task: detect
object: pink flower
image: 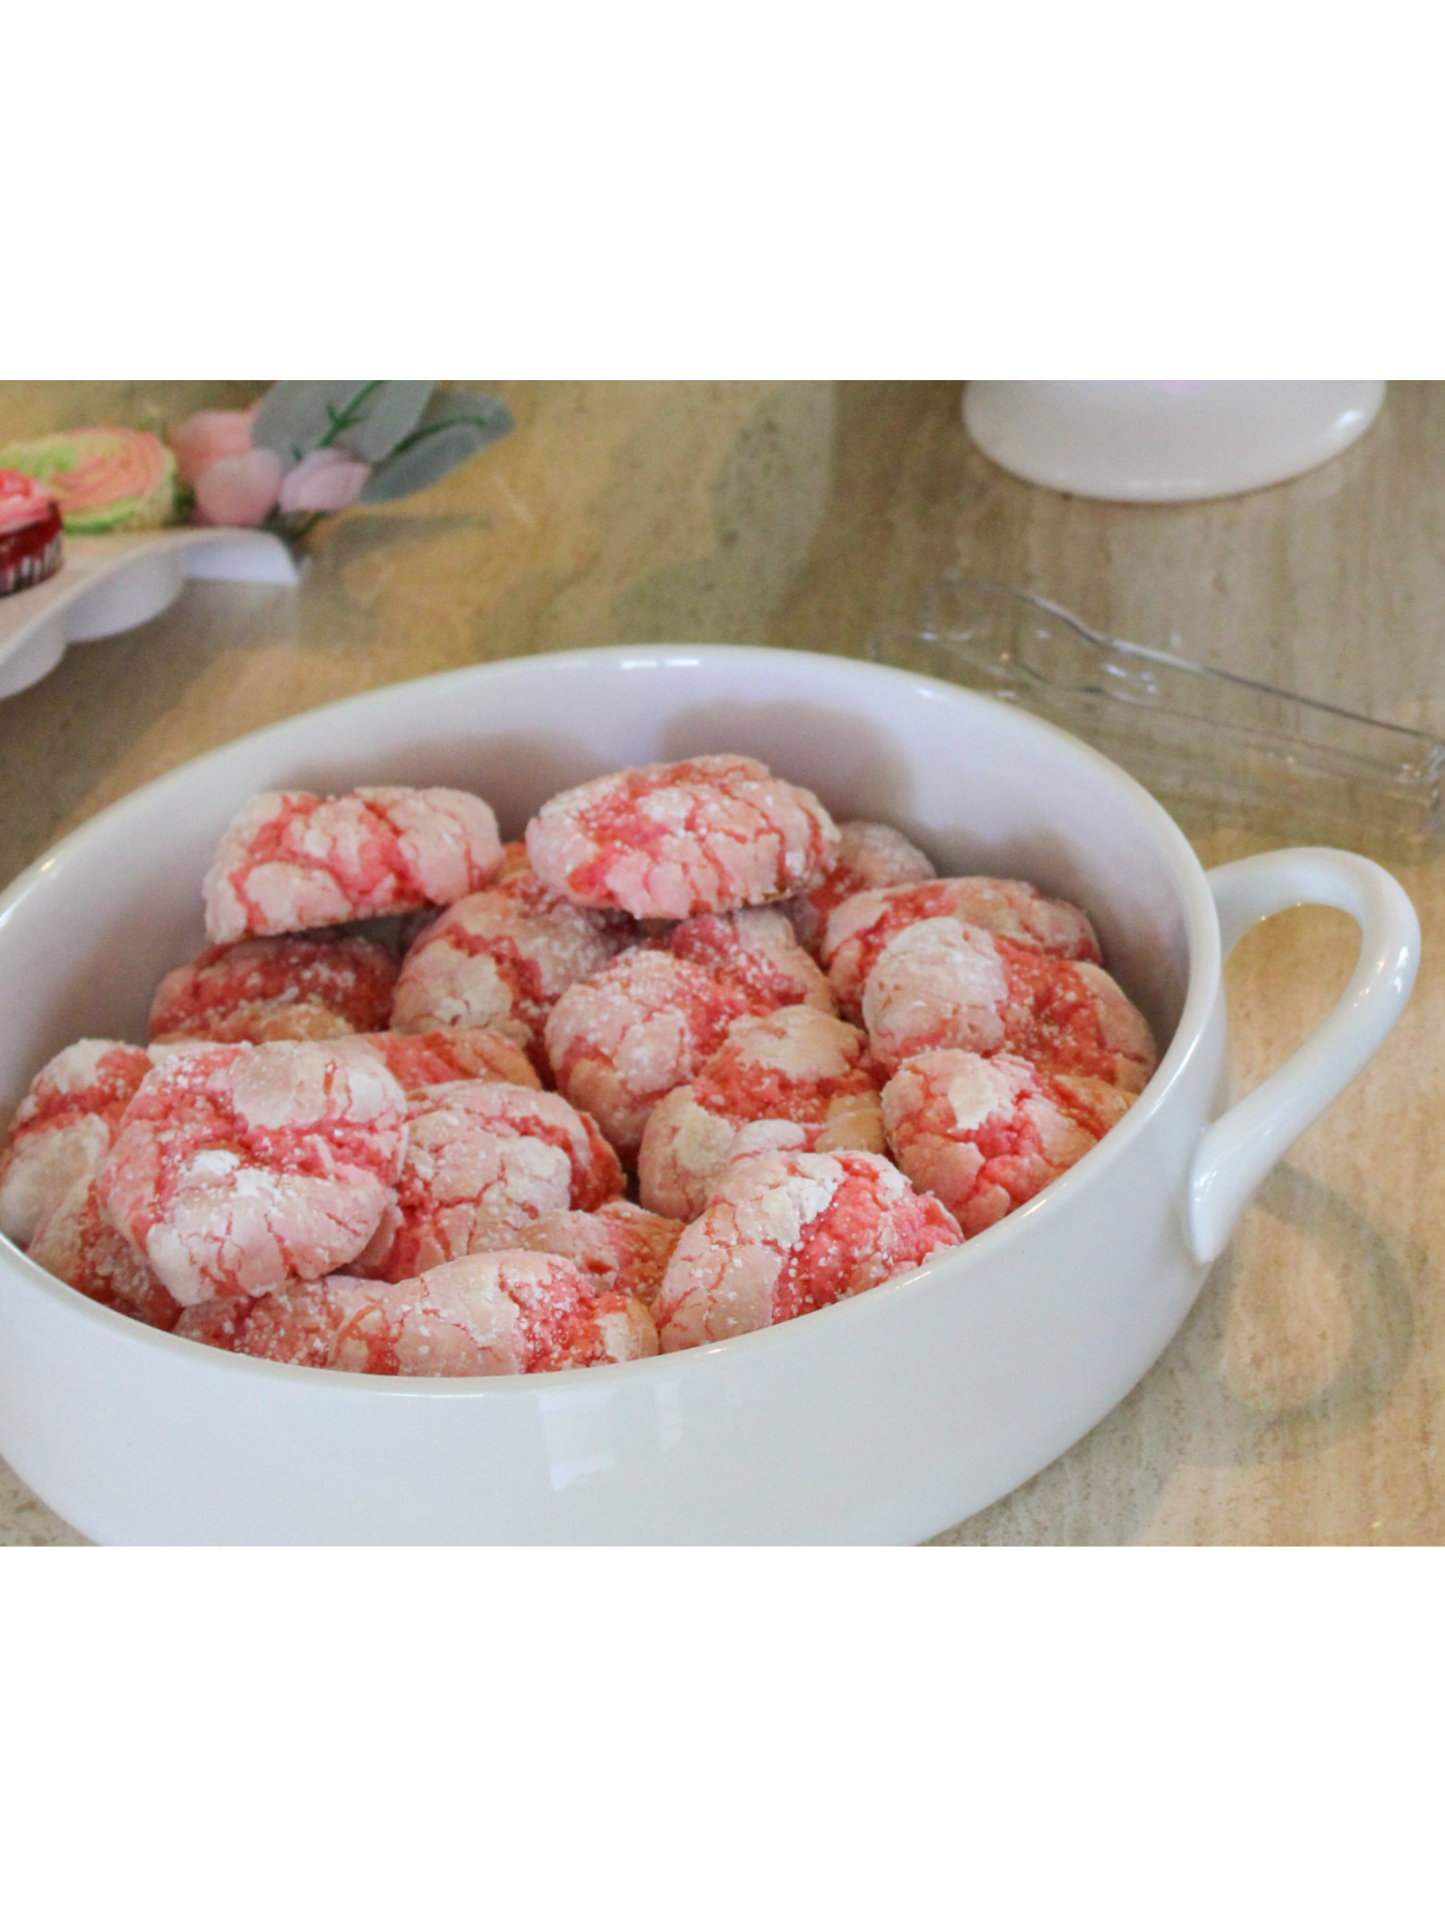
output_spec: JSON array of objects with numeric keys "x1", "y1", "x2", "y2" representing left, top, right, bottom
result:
[
  {"x1": 278, "y1": 447, "x2": 372, "y2": 514},
  {"x1": 171, "y1": 407, "x2": 257, "y2": 486},
  {"x1": 193, "y1": 448, "x2": 285, "y2": 527}
]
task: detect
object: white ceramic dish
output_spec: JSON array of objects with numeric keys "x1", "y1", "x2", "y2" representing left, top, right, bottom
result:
[
  {"x1": 0, "y1": 646, "x2": 1419, "y2": 1544},
  {"x1": 964, "y1": 382, "x2": 1386, "y2": 502}
]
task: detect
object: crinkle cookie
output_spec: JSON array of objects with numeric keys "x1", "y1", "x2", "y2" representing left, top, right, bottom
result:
[
  {"x1": 28, "y1": 1176, "x2": 183, "y2": 1330},
  {"x1": 544, "y1": 950, "x2": 753, "y2": 1161},
  {"x1": 516, "y1": 1199, "x2": 683, "y2": 1308},
  {"x1": 881, "y1": 1049, "x2": 1136, "y2": 1237},
  {"x1": 389, "y1": 873, "x2": 633, "y2": 1062},
  {"x1": 639, "y1": 1006, "x2": 884, "y2": 1221},
  {"x1": 652, "y1": 1148, "x2": 962, "y2": 1351},
  {"x1": 525, "y1": 754, "x2": 839, "y2": 920},
  {"x1": 665, "y1": 907, "x2": 835, "y2": 1017},
  {"x1": 203, "y1": 786, "x2": 504, "y2": 943},
  {"x1": 97, "y1": 1041, "x2": 408, "y2": 1307},
  {"x1": 353, "y1": 1081, "x2": 624, "y2": 1284},
  {"x1": 786, "y1": 820, "x2": 937, "y2": 955},
  {"x1": 822, "y1": 877, "x2": 1101, "y2": 1020},
  {"x1": 0, "y1": 1039, "x2": 154, "y2": 1247},
  {"x1": 861, "y1": 917, "x2": 1157, "y2": 1087},
  {"x1": 340, "y1": 1025, "x2": 540, "y2": 1092},
  {"x1": 148, "y1": 933, "x2": 397, "y2": 1045},
  {"x1": 176, "y1": 1251, "x2": 657, "y2": 1376}
]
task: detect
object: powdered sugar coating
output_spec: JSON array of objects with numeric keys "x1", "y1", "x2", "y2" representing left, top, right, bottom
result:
[
  {"x1": 881, "y1": 1049, "x2": 1136, "y2": 1237},
  {"x1": 787, "y1": 820, "x2": 937, "y2": 954},
  {"x1": 517, "y1": 1199, "x2": 683, "y2": 1307},
  {"x1": 339, "y1": 1026, "x2": 540, "y2": 1092},
  {"x1": 390, "y1": 874, "x2": 633, "y2": 1061},
  {"x1": 148, "y1": 934, "x2": 397, "y2": 1045},
  {"x1": 176, "y1": 1250, "x2": 657, "y2": 1376},
  {"x1": 29, "y1": 1176, "x2": 183, "y2": 1330},
  {"x1": 0, "y1": 1039, "x2": 154, "y2": 1246},
  {"x1": 353, "y1": 1080, "x2": 624, "y2": 1283},
  {"x1": 639, "y1": 1006, "x2": 885, "y2": 1221},
  {"x1": 526, "y1": 754, "x2": 840, "y2": 919},
  {"x1": 653, "y1": 1148, "x2": 962, "y2": 1351},
  {"x1": 544, "y1": 949, "x2": 753, "y2": 1160},
  {"x1": 861, "y1": 918, "x2": 1158, "y2": 1087},
  {"x1": 203, "y1": 786, "x2": 503, "y2": 943},
  {"x1": 823, "y1": 877, "x2": 1102, "y2": 1020},
  {"x1": 97, "y1": 1042, "x2": 408, "y2": 1306},
  {"x1": 665, "y1": 907, "x2": 836, "y2": 1016}
]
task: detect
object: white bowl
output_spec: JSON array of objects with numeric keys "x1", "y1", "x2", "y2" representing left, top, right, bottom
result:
[{"x1": 0, "y1": 646, "x2": 1419, "y2": 1543}]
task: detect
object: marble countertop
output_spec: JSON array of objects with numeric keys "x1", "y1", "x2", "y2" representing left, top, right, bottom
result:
[{"x1": 2, "y1": 378, "x2": 1440, "y2": 1546}]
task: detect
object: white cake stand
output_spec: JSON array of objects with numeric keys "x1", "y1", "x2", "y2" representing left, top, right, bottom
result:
[{"x1": 0, "y1": 527, "x2": 299, "y2": 700}]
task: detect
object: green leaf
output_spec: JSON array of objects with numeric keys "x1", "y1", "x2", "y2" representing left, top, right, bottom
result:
[
  {"x1": 360, "y1": 394, "x2": 514, "y2": 503},
  {"x1": 251, "y1": 381, "x2": 433, "y2": 467},
  {"x1": 344, "y1": 382, "x2": 433, "y2": 463}
]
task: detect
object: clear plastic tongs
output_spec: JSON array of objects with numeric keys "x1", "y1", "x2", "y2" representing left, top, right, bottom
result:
[{"x1": 869, "y1": 578, "x2": 1445, "y2": 848}]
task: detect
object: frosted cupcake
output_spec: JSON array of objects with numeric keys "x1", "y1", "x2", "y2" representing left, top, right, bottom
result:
[
  {"x1": 0, "y1": 469, "x2": 63, "y2": 595},
  {"x1": 0, "y1": 427, "x2": 178, "y2": 532}
]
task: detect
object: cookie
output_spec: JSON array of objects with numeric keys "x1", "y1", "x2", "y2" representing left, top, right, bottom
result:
[
  {"x1": 665, "y1": 907, "x2": 835, "y2": 1017},
  {"x1": 822, "y1": 877, "x2": 1101, "y2": 1021},
  {"x1": 786, "y1": 820, "x2": 936, "y2": 954},
  {"x1": 881, "y1": 1049, "x2": 1136, "y2": 1236},
  {"x1": 203, "y1": 786, "x2": 503, "y2": 943},
  {"x1": 390, "y1": 872, "x2": 632, "y2": 1062},
  {"x1": 544, "y1": 950, "x2": 753, "y2": 1161},
  {"x1": 638, "y1": 1006, "x2": 884, "y2": 1221},
  {"x1": 28, "y1": 1176, "x2": 183, "y2": 1330},
  {"x1": 516, "y1": 1199, "x2": 683, "y2": 1307},
  {"x1": 352, "y1": 1081, "x2": 624, "y2": 1283},
  {"x1": 526, "y1": 755, "x2": 839, "y2": 919},
  {"x1": 0, "y1": 1039, "x2": 154, "y2": 1247},
  {"x1": 860, "y1": 917, "x2": 1157, "y2": 1086},
  {"x1": 97, "y1": 1041, "x2": 408, "y2": 1306},
  {"x1": 341, "y1": 1025, "x2": 540, "y2": 1092},
  {"x1": 652, "y1": 1148, "x2": 962, "y2": 1350},
  {"x1": 176, "y1": 1251, "x2": 657, "y2": 1375},
  {"x1": 148, "y1": 933, "x2": 397, "y2": 1045}
]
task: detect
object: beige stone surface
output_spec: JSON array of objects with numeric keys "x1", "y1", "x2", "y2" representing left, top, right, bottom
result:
[{"x1": 1, "y1": 378, "x2": 1440, "y2": 1545}]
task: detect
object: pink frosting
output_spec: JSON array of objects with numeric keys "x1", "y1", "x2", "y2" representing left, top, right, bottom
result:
[{"x1": 0, "y1": 469, "x2": 57, "y2": 533}]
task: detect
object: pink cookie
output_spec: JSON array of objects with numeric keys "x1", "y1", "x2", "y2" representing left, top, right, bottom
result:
[
  {"x1": 29, "y1": 1176, "x2": 183, "y2": 1331},
  {"x1": 822, "y1": 877, "x2": 1102, "y2": 1020},
  {"x1": 148, "y1": 933, "x2": 398, "y2": 1045},
  {"x1": 544, "y1": 949, "x2": 753, "y2": 1161},
  {"x1": 492, "y1": 838, "x2": 536, "y2": 883},
  {"x1": 0, "y1": 1039, "x2": 154, "y2": 1247},
  {"x1": 354, "y1": 1081, "x2": 624, "y2": 1283},
  {"x1": 517, "y1": 1199, "x2": 683, "y2": 1308},
  {"x1": 665, "y1": 907, "x2": 835, "y2": 1017},
  {"x1": 861, "y1": 918, "x2": 1158, "y2": 1087},
  {"x1": 177, "y1": 1252, "x2": 657, "y2": 1376},
  {"x1": 203, "y1": 785, "x2": 504, "y2": 943},
  {"x1": 389, "y1": 872, "x2": 633, "y2": 1063},
  {"x1": 342, "y1": 1026, "x2": 541, "y2": 1092},
  {"x1": 787, "y1": 820, "x2": 937, "y2": 954},
  {"x1": 97, "y1": 1041, "x2": 409, "y2": 1306},
  {"x1": 653, "y1": 1149, "x2": 962, "y2": 1351},
  {"x1": 525, "y1": 754, "x2": 840, "y2": 919},
  {"x1": 881, "y1": 1049, "x2": 1136, "y2": 1237},
  {"x1": 639, "y1": 1006, "x2": 885, "y2": 1221}
]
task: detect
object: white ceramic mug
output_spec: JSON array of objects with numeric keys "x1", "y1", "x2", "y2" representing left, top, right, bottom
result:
[{"x1": 0, "y1": 646, "x2": 1419, "y2": 1542}]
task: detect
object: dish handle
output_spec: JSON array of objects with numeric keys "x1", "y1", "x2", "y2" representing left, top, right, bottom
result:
[{"x1": 1188, "y1": 849, "x2": 1420, "y2": 1263}]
